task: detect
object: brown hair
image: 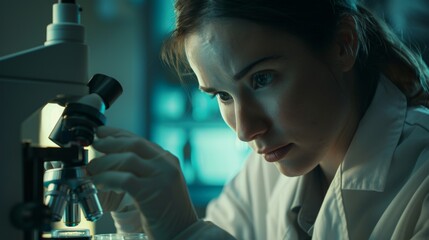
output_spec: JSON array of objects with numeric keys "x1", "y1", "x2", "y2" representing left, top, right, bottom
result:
[{"x1": 162, "y1": 0, "x2": 429, "y2": 107}]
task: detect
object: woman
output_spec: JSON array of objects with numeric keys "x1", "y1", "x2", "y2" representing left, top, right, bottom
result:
[{"x1": 87, "y1": 0, "x2": 429, "y2": 239}]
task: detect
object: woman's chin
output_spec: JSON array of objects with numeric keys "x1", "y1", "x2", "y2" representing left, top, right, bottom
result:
[{"x1": 274, "y1": 161, "x2": 316, "y2": 177}]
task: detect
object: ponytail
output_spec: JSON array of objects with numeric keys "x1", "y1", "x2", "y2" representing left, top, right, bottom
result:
[{"x1": 354, "y1": 5, "x2": 429, "y2": 107}]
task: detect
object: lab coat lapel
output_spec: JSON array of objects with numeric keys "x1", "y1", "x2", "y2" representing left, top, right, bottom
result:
[
  {"x1": 312, "y1": 167, "x2": 349, "y2": 240},
  {"x1": 313, "y1": 76, "x2": 407, "y2": 239},
  {"x1": 341, "y1": 75, "x2": 406, "y2": 192},
  {"x1": 266, "y1": 175, "x2": 301, "y2": 240}
]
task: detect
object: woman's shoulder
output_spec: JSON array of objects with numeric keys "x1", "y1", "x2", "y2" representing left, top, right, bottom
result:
[
  {"x1": 405, "y1": 105, "x2": 429, "y2": 131},
  {"x1": 396, "y1": 105, "x2": 429, "y2": 172}
]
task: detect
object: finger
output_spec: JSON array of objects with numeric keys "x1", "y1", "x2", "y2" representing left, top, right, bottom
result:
[
  {"x1": 92, "y1": 136, "x2": 165, "y2": 159},
  {"x1": 91, "y1": 171, "x2": 144, "y2": 196},
  {"x1": 97, "y1": 190, "x2": 126, "y2": 212},
  {"x1": 96, "y1": 126, "x2": 135, "y2": 138},
  {"x1": 87, "y1": 152, "x2": 155, "y2": 177}
]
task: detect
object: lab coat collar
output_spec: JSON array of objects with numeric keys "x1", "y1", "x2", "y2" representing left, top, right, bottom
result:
[
  {"x1": 290, "y1": 166, "x2": 325, "y2": 236},
  {"x1": 340, "y1": 75, "x2": 407, "y2": 192}
]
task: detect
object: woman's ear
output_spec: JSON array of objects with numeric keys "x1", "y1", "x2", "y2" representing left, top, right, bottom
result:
[{"x1": 334, "y1": 15, "x2": 358, "y2": 72}]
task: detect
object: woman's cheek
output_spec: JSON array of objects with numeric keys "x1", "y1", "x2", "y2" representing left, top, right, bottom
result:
[{"x1": 219, "y1": 104, "x2": 236, "y2": 131}]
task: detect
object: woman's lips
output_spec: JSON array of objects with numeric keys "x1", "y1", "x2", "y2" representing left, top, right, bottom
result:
[{"x1": 263, "y1": 144, "x2": 293, "y2": 162}]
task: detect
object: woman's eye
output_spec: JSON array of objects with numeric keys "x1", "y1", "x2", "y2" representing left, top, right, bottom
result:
[
  {"x1": 251, "y1": 72, "x2": 274, "y2": 89},
  {"x1": 216, "y1": 92, "x2": 232, "y2": 101}
]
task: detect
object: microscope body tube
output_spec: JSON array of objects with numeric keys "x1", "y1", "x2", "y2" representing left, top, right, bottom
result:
[
  {"x1": 0, "y1": 1, "x2": 88, "y2": 239},
  {"x1": 46, "y1": 1, "x2": 84, "y2": 45}
]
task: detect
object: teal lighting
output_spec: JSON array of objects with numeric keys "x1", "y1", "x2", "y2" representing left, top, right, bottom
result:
[
  {"x1": 153, "y1": 85, "x2": 186, "y2": 120},
  {"x1": 190, "y1": 128, "x2": 250, "y2": 185}
]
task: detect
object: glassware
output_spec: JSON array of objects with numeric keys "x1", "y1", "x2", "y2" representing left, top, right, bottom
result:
[
  {"x1": 51, "y1": 229, "x2": 91, "y2": 239},
  {"x1": 93, "y1": 233, "x2": 147, "y2": 240}
]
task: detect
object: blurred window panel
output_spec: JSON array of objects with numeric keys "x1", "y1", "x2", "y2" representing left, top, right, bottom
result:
[
  {"x1": 150, "y1": 82, "x2": 251, "y2": 206},
  {"x1": 153, "y1": 84, "x2": 186, "y2": 120},
  {"x1": 190, "y1": 128, "x2": 250, "y2": 185}
]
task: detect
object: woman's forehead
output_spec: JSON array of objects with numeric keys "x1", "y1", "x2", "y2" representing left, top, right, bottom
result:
[
  {"x1": 184, "y1": 30, "x2": 232, "y2": 88},
  {"x1": 184, "y1": 19, "x2": 308, "y2": 77},
  {"x1": 184, "y1": 21, "x2": 239, "y2": 82}
]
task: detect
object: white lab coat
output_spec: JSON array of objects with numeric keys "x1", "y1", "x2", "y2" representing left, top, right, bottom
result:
[
  {"x1": 175, "y1": 76, "x2": 429, "y2": 240},
  {"x1": 114, "y1": 76, "x2": 429, "y2": 239}
]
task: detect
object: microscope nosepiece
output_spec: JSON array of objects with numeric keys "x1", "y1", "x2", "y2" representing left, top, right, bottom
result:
[{"x1": 44, "y1": 167, "x2": 103, "y2": 226}]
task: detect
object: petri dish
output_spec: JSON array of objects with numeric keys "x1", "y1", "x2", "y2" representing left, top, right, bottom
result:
[{"x1": 93, "y1": 233, "x2": 147, "y2": 240}]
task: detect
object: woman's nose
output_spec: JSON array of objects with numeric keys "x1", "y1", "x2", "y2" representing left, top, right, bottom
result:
[{"x1": 234, "y1": 101, "x2": 269, "y2": 142}]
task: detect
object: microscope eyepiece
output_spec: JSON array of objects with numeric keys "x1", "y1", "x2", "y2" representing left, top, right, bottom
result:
[{"x1": 88, "y1": 74, "x2": 123, "y2": 109}]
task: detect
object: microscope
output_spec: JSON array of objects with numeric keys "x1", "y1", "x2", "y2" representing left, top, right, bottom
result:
[{"x1": 0, "y1": 1, "x2": 122, "y2": 239}]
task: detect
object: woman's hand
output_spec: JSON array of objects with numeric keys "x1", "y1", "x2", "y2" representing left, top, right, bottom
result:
[{"x1": 87, "y1": 126, "x2": 198, "y2": 240}]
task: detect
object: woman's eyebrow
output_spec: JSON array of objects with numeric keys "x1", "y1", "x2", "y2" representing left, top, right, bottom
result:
[
  {"x1": 233, "y1": 55, "x2": 282, "y2": 80},
  {"x1": 199, "y1": 85, "x2": 217, "y2": 93},
  {"x1": 199, "y1": 55, "x2": 283, "y2": 93}
]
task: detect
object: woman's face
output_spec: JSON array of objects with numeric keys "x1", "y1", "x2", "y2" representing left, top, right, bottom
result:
[{"x1": 185, "y1": 19, "x2": 358, "y2": 177}]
